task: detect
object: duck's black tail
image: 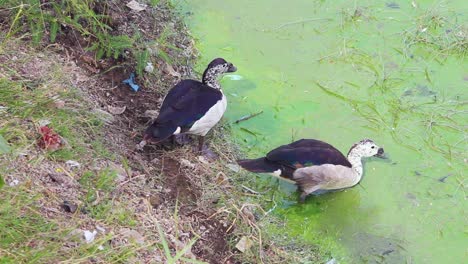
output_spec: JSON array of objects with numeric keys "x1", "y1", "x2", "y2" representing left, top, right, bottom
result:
[
  {"x1": 237, "y1": 158, "x2": 281, "y2": 173},
  {"x1": 144, "y1": 121, "x2": 177, "y2": 143}
]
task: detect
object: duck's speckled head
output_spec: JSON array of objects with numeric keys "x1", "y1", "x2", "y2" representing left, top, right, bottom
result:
[
  {"x1": 202, "y1": 58, "x2": 237, "y2": 88},
  {"x1": 206, "y1": 58, "x2": 237, "y2": 73},
  {"x1": 348, "y1": 139, "x2": 385, "y2": 158}
]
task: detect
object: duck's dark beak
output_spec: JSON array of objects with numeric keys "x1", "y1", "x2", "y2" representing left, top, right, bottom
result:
[
  {"x1": 375, "y1": 147, "x2": 386, "y2": 159},
  {"x1": 227, "y1": 63, "x2": 237, "y2": 72}
]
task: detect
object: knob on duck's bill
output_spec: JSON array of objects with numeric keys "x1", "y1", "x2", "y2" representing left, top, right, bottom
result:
[
  {"x1": 374, "y1": 147, "x2": 386, "y2": 158},
  {"x1": 227, "y1": 63, "x2": 237, "y2": 72}
]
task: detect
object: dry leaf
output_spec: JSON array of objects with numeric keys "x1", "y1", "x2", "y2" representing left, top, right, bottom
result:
[
  {"x1": 164, "y1": 63, "x2": 181, "y2": 77},
  {"x1": 126, "y1": 0, "x2": 147, "y2": 12},
  {"x1": 198, "y1": 156, "x2": 209, "y2": 164},
  {"x1": 180, "y1": 158, "x2": 195, "y2": 169},
  {"x1": 235, "y1": 236, "x2": 252, "y2": 253},
  {"x1": 215, "y1": 172, "x2": 230, "y2": 187},
  {"x1": 144, "y1": 110, "x2": 158, "y2": 119}
]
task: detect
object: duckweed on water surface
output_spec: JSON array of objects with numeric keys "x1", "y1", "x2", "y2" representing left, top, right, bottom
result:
[{"x1": 179, "y1": 0, "x2": 467, "y2": 262}]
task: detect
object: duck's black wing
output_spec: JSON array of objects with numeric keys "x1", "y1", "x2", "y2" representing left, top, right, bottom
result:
[
  {"x1": 237, "y1": 139, "x2": 351, "y2": 179},
  {"x1": 265, "y1": 139, "x2": 351, "y2": 174},
  {"x1": 159, "y1": 80, "x2": 200, "y2": 111},
  {"x1": 145, "y1": 80, "x2": 222, "y2": 141}
]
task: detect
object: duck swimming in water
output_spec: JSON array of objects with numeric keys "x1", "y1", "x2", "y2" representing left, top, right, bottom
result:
[
  {"x1": 141, "y1": 58, "x2": 237, "y2": 151},
  {"x1": 237, "y1": 138, "x2": 385, "y2": 202}
]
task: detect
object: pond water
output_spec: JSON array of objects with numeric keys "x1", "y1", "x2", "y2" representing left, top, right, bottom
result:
[{"x1": 176, "y1": 0, "x2": 467, "y2": 263}]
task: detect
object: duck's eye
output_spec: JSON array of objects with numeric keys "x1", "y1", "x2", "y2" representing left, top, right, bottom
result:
[{"x1": 371, "y1": 146, "x2": 375, "y2": 149}]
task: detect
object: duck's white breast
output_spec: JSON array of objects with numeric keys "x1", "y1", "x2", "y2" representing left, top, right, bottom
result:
[
  {"x1": 188, "y1": 94, "x2": 227, "y2": 136},
  {"x1": 293, "y1": 164, "x2": 360, "y2": 190}
]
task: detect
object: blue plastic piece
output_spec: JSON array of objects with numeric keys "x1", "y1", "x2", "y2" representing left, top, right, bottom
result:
[{"x1": 122, "y1": 73, "x2": 140, "y2": 92}]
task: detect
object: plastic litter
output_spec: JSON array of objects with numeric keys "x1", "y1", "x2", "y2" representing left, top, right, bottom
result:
[
  {"x1": 9, "y1": 179, "x2": 19, "y2": 186},
  {"x1": 144, "y1": 62, "x2": 154, "y2": 73},
  {"x1": 84, "y1": 230, "x2": 97, "y2": 243},
  {"x1": 66, "y1": 160, "x2": 81, "y2": 168},
  {"x1": 122, "y1": 73, "x2": 140, "y2": 91}
]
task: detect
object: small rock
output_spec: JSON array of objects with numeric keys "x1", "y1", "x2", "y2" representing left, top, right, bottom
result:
[
  {"x1": 48, "y1": 173, "x2": 78, "y2": 187},
  {"x1": 136, "y1": 140, "x2": 147, "y2": 150},
  {"x1": 149, "y1": 194, "x2": 163, "y2": 208},
  {"x1": 54, "y1": 99, "x2": 65, "y2": 109},
  {"x1": 126, "y1": 0, "x2": 147, "y2": 12},
  {"x1": 96, "y1": 225, "x2": 106, "y2": 233},
  {"x1": 226, "y1": 163, "x2": 240, "y2": 172},
  {"x1": 109, "y1": 162, "x2": 129, "y2": 183},
  {"x1": 107, "y1": 105, "x2": 126, "y2": 115},
  {"x1": 92, "y1": 109, "x2": 114, "y2": 124},
  {"x1": 61, "y1": 200, "x2": 78, "y2": 213},
  {"x1": 38, "y1": 119, "x2": 51, "y2": 127},
  {"x1": 144, "y1": 110, "x2": 158, "y2": 119},
  {"x1": 326, "y1": 258, "x2": 337, "y2": 264},
  {"x1": 120, "y1": 228, "x2": 145, "y2": 245}
]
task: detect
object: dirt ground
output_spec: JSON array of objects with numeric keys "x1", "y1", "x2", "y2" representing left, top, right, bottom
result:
[
  {"x1": 56, "y1": 2, "x2": 241, "y2": 263},
  {"x1": 0, "y1": 1, "x2": 243, "y2": 263}
]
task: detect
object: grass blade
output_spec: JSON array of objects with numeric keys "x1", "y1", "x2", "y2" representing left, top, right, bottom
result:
[
  {"x1": 0, "y1": 134, "x2": 10, "y2": 154},
  {"x1": 156, "y1": 221, "x2": 173, "y2": 262},
  {"x1": 172, "y1": 236, "x2": 199, "y2": 262}
]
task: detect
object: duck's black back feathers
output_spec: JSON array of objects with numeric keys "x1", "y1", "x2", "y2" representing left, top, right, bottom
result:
[
  {"x1": 237, "y1": 139, "x2": 351, "y2": 178},
  {"x1": 145, "y1": 80, "x2": 222, "y2": 142}
]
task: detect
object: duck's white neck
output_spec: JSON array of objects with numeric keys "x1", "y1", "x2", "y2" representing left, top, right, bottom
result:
[
  {"x1": 202, "y1": 67, "x2": 224, "y2": 89},
  {"x1": 347, "y1": 149, "x2": 364, "y2": 180}
]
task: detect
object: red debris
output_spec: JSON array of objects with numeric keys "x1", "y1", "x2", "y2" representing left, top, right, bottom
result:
[{"x1": 38, "y1": 126, "x2": 62, "y2": 150}]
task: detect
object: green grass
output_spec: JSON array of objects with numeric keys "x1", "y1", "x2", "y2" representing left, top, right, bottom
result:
[
  {"x1": 402, "y1": 7, "x2": 468, "y2": 58},
  {"x1": 0, "y1": 185, "x2": 144, "y2": 263},
  {"x1": 78, "y1": 168, "x2": 138, "y2": 226},
  {"x1": 0, "y1": 77, "x2": 103, "y2": 161},
  {"x1": 0, "y1": 188, "x2": 63, "y2": 262},
  {"x1": 0, "y1": 43, "x2": 143, "y2": 262},
  {"x1": 0, "y1": 0, "x2": 181, "y2": 77}
]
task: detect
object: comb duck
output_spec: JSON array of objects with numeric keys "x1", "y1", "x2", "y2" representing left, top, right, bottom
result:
[
  {"x1": 237, "y1": 138, "x2": 385, "y2": 202},
  {"x1": 141, "y1": 58, "x2": 237, "y2": 151}
]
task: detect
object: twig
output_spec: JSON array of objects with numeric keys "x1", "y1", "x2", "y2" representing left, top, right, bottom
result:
[
  {"x1": 234, "y1": 110, "x2": 263, "y2": 124},
  {"x1": 118, "y1": 174, "x2": 146, "y2": 186},
  {"x1": 271, "y1": 18, "x2": 331, "y2": 31},
  {"x1": 241, "y1": 185, "x2": 260, "y2": 195}
]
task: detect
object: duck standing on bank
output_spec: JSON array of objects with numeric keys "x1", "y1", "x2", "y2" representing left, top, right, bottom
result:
[
  {"x1": 140, "y1": 58, "x2": 237, "y2": 151},
  {"x1": 237, "y1": 138, "x2": 386, "y2": 202}
]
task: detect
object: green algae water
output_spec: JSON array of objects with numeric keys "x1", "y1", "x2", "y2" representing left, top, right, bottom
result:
[{"x1": 177, "y1": 0, "x2": 467, "y2": 262}]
